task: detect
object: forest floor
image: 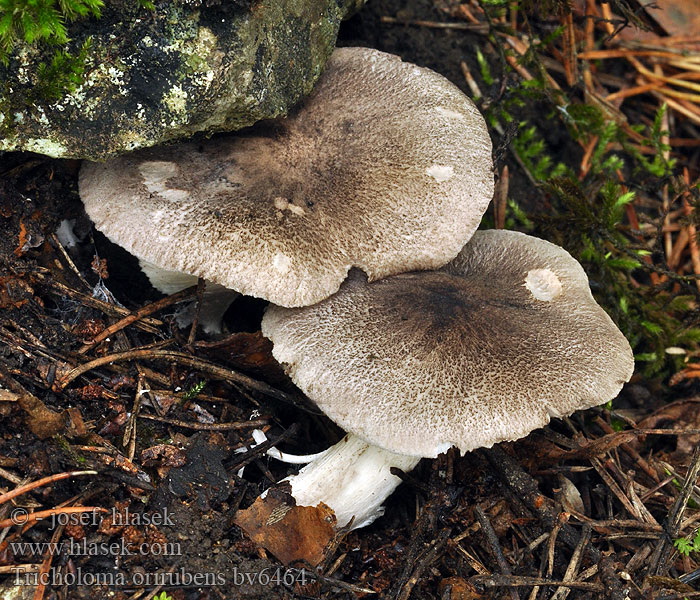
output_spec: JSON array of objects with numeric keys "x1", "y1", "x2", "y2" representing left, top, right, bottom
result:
[{"x1": 2, "y1": 1, "x2": 700, "y2": 599}]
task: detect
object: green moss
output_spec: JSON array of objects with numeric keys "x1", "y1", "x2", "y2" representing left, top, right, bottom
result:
[
  {"x1": 0, "y1": 0, "x2": 153, "y2": 106},
  {"x1": 182, "y1": 380, "x2": 206, "y2": 401},
  {"x1": 0, "y1": 0, "x2": 102, "y2": 64},
  {"x1": 34, "y1": 36, "x2": 91, "y2": 100}
]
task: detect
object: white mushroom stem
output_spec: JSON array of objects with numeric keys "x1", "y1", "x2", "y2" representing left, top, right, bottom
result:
[
  {"x1": 280, "y1": 433, "x2": 421, "y2": 530},
  {"x1": 139, "y1": 259, "x2": 239, "y2": 334}
]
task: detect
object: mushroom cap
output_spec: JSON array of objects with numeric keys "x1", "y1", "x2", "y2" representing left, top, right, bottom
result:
[
  {"x1": 262, "y1": 230, "x2": 635, "y2": 458},
  {"x1": 79, "y1": 47, "x2": 494, "y2": 307}
]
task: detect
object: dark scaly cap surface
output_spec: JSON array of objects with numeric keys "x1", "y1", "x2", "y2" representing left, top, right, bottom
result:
[
  {"x1": 79, "y1": 47, "x2": 494, "y2": 307},
  {"x1": 262, "y1": 230, "x2": 635, "y2": 457}
]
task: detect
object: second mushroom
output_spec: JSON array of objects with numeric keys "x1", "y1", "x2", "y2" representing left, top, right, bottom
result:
[{"x1": 235, "y1": 230, "x2": 635, "y2": 563}]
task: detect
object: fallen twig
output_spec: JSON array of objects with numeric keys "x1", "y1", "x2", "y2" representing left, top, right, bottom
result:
[
  {"x1": 475, "y1": 505, "x2": 519, "y2": 600},
  {"x1": 79, "y1": 285, "x2": 197, "y2": 353},
  {"x1": 137, "y1": 414, "x2": 268, "y2": 431},
  {"x1": 471, "y1": 574, "x2": 604, "y2": 592},
  {"x1": 55, "y1": 349, "x2": 296, "y2": 404},
  {"x1": 380, "y1": 15, "x2": 488, "y2": 33},
  {"x1": 650, "y1": 444, "x2": 700, "y2": 575},
  {"x1": 0, "y1": 471, "x2": 97, "y2": 506}
]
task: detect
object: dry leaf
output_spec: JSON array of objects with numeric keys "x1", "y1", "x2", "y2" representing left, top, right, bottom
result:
[
  {"x1": 16, "y1": 392, "x2": 65, "y2": 439},
  {"x1": 438, "y1": 577, "x2": 484, "y2": 600},
  {"x1": 195, "y1": 331, "x2": 288, "y2": 385},
  {"x1": 234, "y1": 486, "x2": 336, "y2": 566},
  {"x1": 0, "y1": 275, "x2": 34, "y2": 309}
]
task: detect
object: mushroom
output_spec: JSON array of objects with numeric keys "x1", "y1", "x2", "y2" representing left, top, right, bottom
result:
[
  {"x1": 78, "y1": 47, "x2": 494, "y2": 332},
  {"x1": 250, "y1": 230, "x2": 634, "y2": 536}
]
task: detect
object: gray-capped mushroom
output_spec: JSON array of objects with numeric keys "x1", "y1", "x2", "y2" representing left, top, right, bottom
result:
[
  {"x1": 258, "y1": 230, "x2": 635, "y2": 530},
  {"x1": 78, "y1": 46, "x2": 494, "y2": 332}
]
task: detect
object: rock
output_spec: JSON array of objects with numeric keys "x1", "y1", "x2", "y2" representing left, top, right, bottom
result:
[{"x1": 0, "y1": 0, "x2": 363, "y2": 159}]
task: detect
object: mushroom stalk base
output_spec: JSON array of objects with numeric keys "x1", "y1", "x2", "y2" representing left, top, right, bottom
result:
[{"x1": 283, "y1": 433, "x2": 420, "y2": 530}]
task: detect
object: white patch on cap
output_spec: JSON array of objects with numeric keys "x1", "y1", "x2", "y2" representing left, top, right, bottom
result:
[
  {"x1": 435, "y1": 106, "x2": 464, "y2": 120},
  {"x1": 273, "y1": 253, "x2": 291, "y2": 274},
  {"x1": 159, "y1": 189, "x2": 190, "y2": 202},
  {"x1": 524, "y1": 268, "x2": 562, "y2": 301},
  {"x1": 139, "y1": 161, "x2": 189, "y2": 202},
  {"x1": 139, "y1": 161, "x2": 178, "y2": 186},
  {"x1": 273, "y1": 196, "x2": 305, "y2": 216},
  {"x1": 426, "y1": 165, "x2": 454, "y2": 183}
]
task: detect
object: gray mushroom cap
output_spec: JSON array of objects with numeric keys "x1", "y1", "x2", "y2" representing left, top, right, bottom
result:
[
  {"x1": 79, "y1": 47, "x2": 494, "y2": 307},
  {"x1": 262, "y1": 230, "x2": 635, "y2": 458}
]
